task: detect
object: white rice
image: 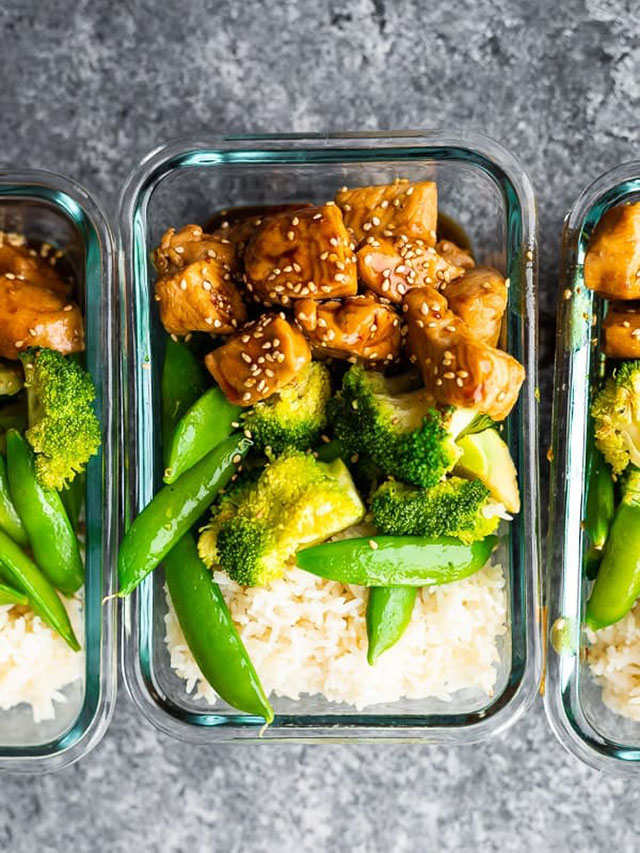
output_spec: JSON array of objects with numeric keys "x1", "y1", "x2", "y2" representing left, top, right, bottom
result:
[
  {"x1": 164, "y1": 562, "x2": 507, "y2": 711},
  {"x1": 0, "y1": 594, "x2": 84, "y2": 722},
  {"x1": 587, "y1": 602, "x2": 640, "y2": 720}
]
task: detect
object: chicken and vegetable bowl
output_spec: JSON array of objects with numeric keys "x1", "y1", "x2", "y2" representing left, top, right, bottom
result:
[
  {"x1": 119, "y1": 179, "x2": 526, "y2": 721},
  {"x1": 0, "y1": 233, "x2": 100, "y2": 721},
  {"x1": 575, "y1": 201, "x2": 640, "y2": 722}
]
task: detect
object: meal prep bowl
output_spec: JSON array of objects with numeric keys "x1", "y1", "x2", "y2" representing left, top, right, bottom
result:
[
  {"x1": 0, "y1": 170, "x2": 117, "y2": 773},
  {"x1": 119, "y1": 132, "x2": 541, "y2": 743},
  {"x1": 546, "y1": 161, "x2": 640, "y2": 774}
]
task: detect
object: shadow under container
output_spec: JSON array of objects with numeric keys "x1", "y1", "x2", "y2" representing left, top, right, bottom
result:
[
  {"x1": 546, "y1": 161, "x2": 640, "y2": 774},
  {"x1": 0, "y1": 170, "x2": 118, "y2": 773},
  {"x1": 119, "y1": 132, "x2": 541, "y2": 743}
]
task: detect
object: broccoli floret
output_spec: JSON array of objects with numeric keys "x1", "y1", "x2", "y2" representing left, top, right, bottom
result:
[
  {"x1": 242, "y1": 362, "x2": 331, "y2": 453},
  {"x1": 328, "y1": 365, "x2": 477, "y2": 488},
  {"x1": 592, "y1": 361, "x2": 640, "y2": 476},
  {"x1": 19, "y1": 348, "x2": 101, "y2": 490},
  {"x1": 370, "y1": 476, "x2": 503, "y2": 544},
  {"x1": 198, "y1": 450, "x2": 365, "y2": 586}
]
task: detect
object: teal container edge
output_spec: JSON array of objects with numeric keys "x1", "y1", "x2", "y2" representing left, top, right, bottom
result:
[
  {"x1": 546, "y1": 159, "x2": 640, "y2": 775},
  {"x1": 119, "y1": 132, "x2": 541, "y2": 745},
  {"x1": 0, "y1": 169, "x2": 118, "y2": 774}
]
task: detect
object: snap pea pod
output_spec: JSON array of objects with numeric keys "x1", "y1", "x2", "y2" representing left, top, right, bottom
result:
[
  {"x1": 366, "y1": 586, "x2": 417, "y2": 665},
  {"x1": 585, "y1": 443, "x2": 615, "y2": 551},
  {"x1": 0, "y1": 581, "x2": 28, "y2": 606},
  {"x1": 162, "y1": 337, "x2": 208, "y2": 464},
  {"x1": 296, "y1": 535, "x2": 498, "y2": 586},
  {"x1": 164, "y1": 387, "x2": 242, "y2": 484},
  {"x1": 164, "y1": 533, "x2": 273, "y2": 722},
  {"x1": 0, "y1": 453, "x2": 28, "y2": 546},
  {"x1": 5, "y1": 430, "x2": 84, "y2": 595},
  {"x1": 60, "y1": 471, "x2": 86, "y2": 531},
  {"x1": 118, "y1": 435, "x2": 251, "y2": 597},
  {"x1": 586, "y1": 497, "x2": 640, "y2": 631},
  {"x1": 0, "y1": 529, "x2": 80, "y2": 649}
]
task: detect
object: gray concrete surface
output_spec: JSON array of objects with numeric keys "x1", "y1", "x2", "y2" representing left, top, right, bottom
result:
[{"x1": 2, "y1": 0, "x2": 640, "y2": 850}]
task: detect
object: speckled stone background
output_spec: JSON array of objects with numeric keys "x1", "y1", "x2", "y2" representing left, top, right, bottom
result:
[{"x1": 2, "y1": 0, "x2": 640, "y2": 850}]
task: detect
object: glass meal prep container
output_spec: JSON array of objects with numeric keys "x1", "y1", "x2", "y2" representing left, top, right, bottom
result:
[
  {"x1": 0, "y1": 170, "x2": 117, "y2": 773},
  {"x1": 119, "y1": 132, "x2": 541, "y2": 743},
  {"x1": 546, "y1": 161, "x2": 640, "y2": 773}
]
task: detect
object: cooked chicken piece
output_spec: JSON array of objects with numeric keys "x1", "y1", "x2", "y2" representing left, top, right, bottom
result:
[
  {"x1": 602, "y1": 303, "x2": 640, "y2": 358},
  {"x1": 0, "y1": 276, "x2": 84, "y2": 359},
  {"x1": 336, "y1": 180, "x2": 437, "y2": 246},
  {"x1": 205, "y1": 313, "x2": 310, "y2": 406},
  {"x1": 155, "y1": 258, "x2": 247, "y2": 336},
  {"x1": 357, "y1": 237, "x2": 464, "y2": 303},
  {"x1": 584, "y1": 203, "x2": 640, "y2": 300},
  {"x1": 0, "y1": 243, "x2": 70, "y2": 295},
  {"x1": 153, "y1": 226, "x2": 247, "y2": 335},
  {"x1": 244, "y1": 204, "x2": 357, "y2": 306},
  {"x1": 295, "y1": 294, "x2": 401, "y2": 364},
  {"x1": 153, "y1": 224, "x2": 238, "y2": 276},
  {"x1": 443, "y1": 267, "x2": 508, "y2": 347},
  {"x1": 206, "y1": 204, "x2": 313, "y2": 257},
  {"x1": 436, "y1": 239, "x2": 475, "y2": 270},
  {"x1": 404, "y1": 288, "x2": 525, "y2": 421}
]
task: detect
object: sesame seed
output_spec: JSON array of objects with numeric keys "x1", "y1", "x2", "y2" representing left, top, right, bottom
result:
[
  {"x1": 63, "y1": 304, "x2": 74, "y2": 312},
  {"x1": 241, "y1": 352, "x2": 252, "y2": 363},
  {"x1": 420, "y1": 302, "x2": 429, "y2": 315},
  {"x1": 435, "y1": 378, "x2": 443, "y2": 386},
  {"x1": 623, "y1": 321, "x2": 631, "y2": 328},
  {"x1": 287, "y1": 231, "x2": 295, "y2": 241},
  {"x1": 5, "y1": 272, "x2": 15, "y2": 280},
  {"x1": 204, "y1": 317, "x2": 213, "y2": 325},
  {"x1": 175, "y1": 246, "x2": 185, "y2": 254},
  {"x1": 180, "y1": 278, "x2": 187, "y2": 290},
  {"x1": 292, "y1": 216, "x2": 300, "y2": 226},
  {"x1": 313, "y1": 213, "x2": 322, "y2": 220},
  {"x1": 14, "y1": 339, "x2": 24, "y2": 348},
  {"x1": 368, "y1": 540, "x2": 379, "y2": 550}
]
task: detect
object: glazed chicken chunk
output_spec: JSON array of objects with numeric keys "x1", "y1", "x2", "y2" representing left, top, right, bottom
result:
[
  {"x1": 602, "y1": 303, "x2": 640, "y2": 358},
  {"x1": 584, "y1": 202, "x2": 640, "y2": 300},
  {"x1": 295, "y1": 294, "x2": 401, "y2": 364},
  {"x1": 244, "y1": 204, "x2": 357, "y2": 306},
  {"x1": 336, "y1": 180, "x2": 437, "y2": 246},
  {"x1": 205, "y1": 313, "x2": 311, "y2": 406},
  {"x1": 443, "y1": 267, "x2": 508, "y2": 347},
  {"x1": 0, "y1": 276, "x2": 84, "y2": 360},
  {"x1": 0, "y1": 242, "x2": 71, "y2": 295},
  {"x1": 154, "y1": 225, "x2": 247, "y2": 336},
  {"x1": 435, "y1": 239, "x2": 475, "y2": 271},
  {"x1": 153, "y1": 224, "x2": 239, "y2": 275},
  {"x1": 403, "y1": 287, "x2": 525, "y2": 421},
  {"x1": 357, "y1": 237, "x2": 465, "y2": 303},
  {"x1": 206, "y1": 204, "x2": 313, "y2": 257}
]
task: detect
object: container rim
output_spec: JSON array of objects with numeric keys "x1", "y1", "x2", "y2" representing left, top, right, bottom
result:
[
  {"x1": 0, "y1": 167, "x2": 118, "y2": 774},
  {"x1": 546, "y1": 159, "x2": 640, "y2": 775},
  {"x1": 118, "y1": 131, "x2": 541, "y2": 744}
]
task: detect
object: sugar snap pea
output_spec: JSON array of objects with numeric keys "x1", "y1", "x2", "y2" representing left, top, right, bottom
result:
[
  {"x1": 118, "y1": 434, "x2": 251, "y2": 597},
  {"x1": 163, "y1": 387, "x2": 242, "y2": 484},
  {"x1": 296, "y1": 535, "x2": 498, "y2": 586},
  {"x1": 0, "y1": 453, "x2": 27, "y2": 546},
  {"x1": 0, "y1": 580, "x2": 29, "y2": 606},
  {"x1": 0, "y1": 529, "x2": 80, "y2": 650},
  {"x1": 6, "y1": 430, "x2": 84, "y2": 595},
  {"x1": 162, "y1": 337, "x2": 208, "y2": 463},
  {"x1": 164, "y1": 533, "x2": 273, "y2": 722},
  {"x1": 366, "y1": 586, "x2": 417, "y2": 664}
]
